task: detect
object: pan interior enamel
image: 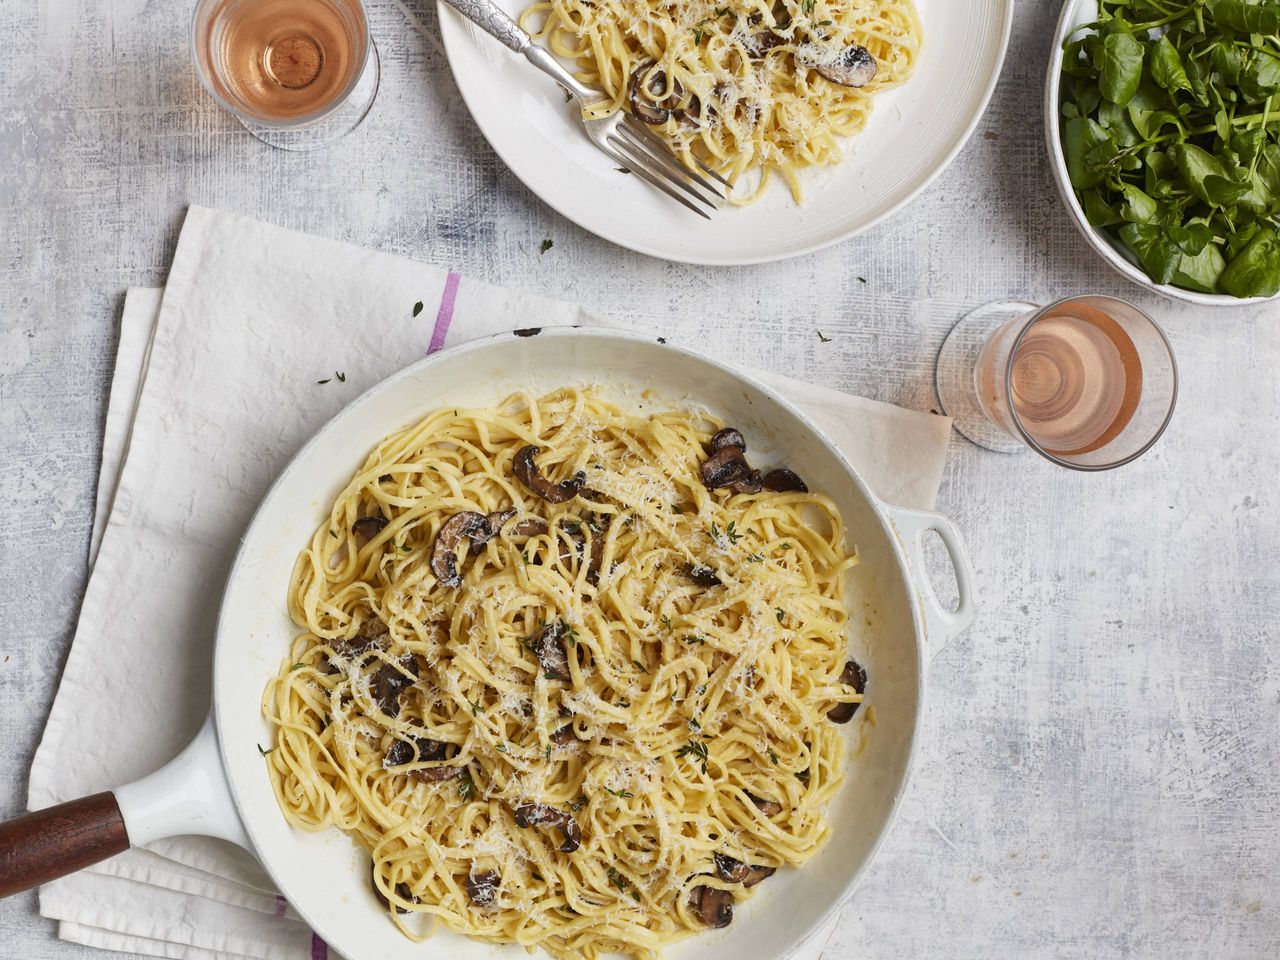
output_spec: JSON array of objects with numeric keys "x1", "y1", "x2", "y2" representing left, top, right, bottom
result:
[{"x1": 213, "y1": 331, "x2": 923, "y2": 960}]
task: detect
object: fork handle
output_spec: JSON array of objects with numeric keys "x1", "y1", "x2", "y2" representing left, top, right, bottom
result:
[{"x1": 439, "y1": 0, "x2": 597, "y2": 101}]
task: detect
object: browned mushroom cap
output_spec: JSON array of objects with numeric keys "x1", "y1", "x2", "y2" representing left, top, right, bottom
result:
[
  {"x1": 700, "y1": 445, "x2": 752, "y2": 488},
  {"x1": 748, "y1": 29, "x2": 788, "y2": 56},
  {"x1": 385, "y1": 736, "x2": 445, "y2": 767},
  {"x1": 762, "y1": 468, "x2": 808, "y2": 493},
  {"x1": 628, "y1": 60, "x2": 679, "y2": 124},
  {"x1": 352, "y1": 515, "x2": 389, "y2": 543},
  {"x1": 816, "y1": 45, "x2": 878, "y2": 87},
  {"x1": 731, "y1": 469, "x2": 763, "y2": 495},
  {"x1": 746, "y1": 792, "x2": 783, "y2": 816},
  {"x1": 708, "y1": 427, "x2": 747, "y2": 453},
  {"x1": 467, "y1": 869, "x2": 501, "y2": 908},
  {"x1": 385, "y1": 736, "x2": 461, "y2": 781},
  {"x1": 511, "y1": 518, "x2": 551, "y2": 537},
  {"x1": 688, "y1": 885, "x2": 734, "y2": 928},
  {"x1": 373, "y1": 656, "x2": 419, "y2": 718},
  {"x1": 713, "y1": 853, "x2": 776, "y2": 888},
  {"x1": 514, "y1": 446, "x2": 586, "y2": 504},
  {"x1": 470, "y1": 509, "x2": 517, "y2": 555},
  {"x1": 371, "y1": 864, "x2": 417, "y2": 913},
  {"x1": 828, "y1": 658, "x2": 868, "y2": 723},
  {"x1": 431, "y1": 511, "x2": 492, "y2": 587},
  {"x1": 528, "y1": 620, "x2": 571, "y2": 681},
  {"x1": 685, "y1": 563, "x2": 723, "y2": 587},
  {"x1": 514, "y1": 803, "x2": 582, "y2": 853},
  {"x1": 326, "y1": 631, "x2": 387, "y2": 673},
  {"x1": 550, "y1": 723, "x2": 577, "y2": 746}
]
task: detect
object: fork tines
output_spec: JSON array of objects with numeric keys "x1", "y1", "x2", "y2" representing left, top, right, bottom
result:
[{"x1": 607, "y1": 115, "x2": 727, "y2": 219}]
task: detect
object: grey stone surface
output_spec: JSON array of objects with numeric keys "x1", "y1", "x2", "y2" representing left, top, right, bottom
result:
[{"x1": 1, "y1": 0, "x2": 1277, "y2": 957}]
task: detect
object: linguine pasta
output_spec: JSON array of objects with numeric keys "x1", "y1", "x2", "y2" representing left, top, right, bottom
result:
[
  {"x1": 521, "y1": 0, "x2": 921, "y2": 203},
  {"x1": 263, "y1": 387, "x2": 866, "y2": 959}
]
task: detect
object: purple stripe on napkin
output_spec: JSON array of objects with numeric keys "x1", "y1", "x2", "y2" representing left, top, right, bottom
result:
[
  {"x1": 311, "y1": 933, "x2": 328, "y2": 959},
  {"x1": 428, "y1": 271, "x2": 461, "y2": 354},
  {"x1": 274, "y1": 895, "x2": 287, "y2": 917}
]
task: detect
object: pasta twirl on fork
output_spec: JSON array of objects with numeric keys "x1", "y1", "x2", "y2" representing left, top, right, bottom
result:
[
  {"x1": 263, "y1": 387, "x2": 869, "y2": 959},
  {"x1": 520, "y1": 0, "x2": 921, "y2": 203}
]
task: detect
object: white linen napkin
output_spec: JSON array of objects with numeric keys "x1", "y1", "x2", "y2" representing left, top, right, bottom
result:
[{"x1": 29, "y1": 206, "x2": 952, "y2": 960}]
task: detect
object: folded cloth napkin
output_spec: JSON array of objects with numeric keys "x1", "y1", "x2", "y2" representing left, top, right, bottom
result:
[{"x1": 29, "y1": 206, "x2": 953, "y2": 960}]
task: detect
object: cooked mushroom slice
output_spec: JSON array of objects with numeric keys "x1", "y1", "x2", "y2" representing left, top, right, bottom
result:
[
  {"x1": 529, "y1": 620, "x2": 571, "y2": 681},
  {"x1": 514, "y1": 445, "x2": 586, "y2": 504},
  {"x1": 550, "y1": 723, "x2": 576, "y2": 746},
  {"x1": 386, "y1": 735, "x2": 447, "y2": 766},
  {"x1": 713, "y1": 854, "x2": 776, "y2": 888},
  {"x1": 746, "y1": 792, "x2": 783, "y2": 816},
  {"x1": 731, "y1": 469, "x2": 763, "y2": 494},
  {"x1": 708, "y1": 427, "x2": 747, "y2": 453},
  {"x1": 828, "y1": 658, "x2": 868, "y2": 723},
  {"x1": 371, "y1": 864, "x2": 417, "y2": 914},
  {"x1": 510, "y1": 517, "x2": 550, "y2": 537},
  {"x1": 685, "y1": 563, "x2": 723, "y2": 587},
  {"x1": 815, "y1": 45, "x2": 878, "y2": 87},
  {"x1": 352, "y1": 515, "x2": 389, "y2": 543},
  {"x1": 749, "y1": 29, "x2": 788, "y2": 55},
  {"x1": 326, "y1": 631, "x2": 387, "y2": 673},
  {"x1": 373, "y1": 657, "x2": 419, "y2": 718},
  {"x1": 431, "y1": 511, "x2": 492, "y2": 587},
  {"x1": 514, "y1": 803, "x2": 582, "y2": 853},
  {"x1": 796, "y1": 767, "x2": 811, "y2": 785},
  {"x1": 628, "y1": 60, "x2": 675, "y2": 124},
  {"x1": 700, "y1": 445, "x2": 751, "y2": 488},
  {"x1": 688, "y1": 885, "x2": 734, "y2": 928},
  {"x1": 762, "y1": 468, "x2": 808, "y2": 493},
  {"x1": 411, "y1": 763, "x2": 463, "y2": 783},
  {"x1": 385, "y1": 736, "x2": 459, "y2": 781},
  {"x1": 467, "y1": 869, "x2": 501, "y2": 908},
  {"x1": 470, "y1": 509, "x2": 517, "y2": 555},
  {"x1": 713, "y1": 853, "x2": 751, "y2": 883}
]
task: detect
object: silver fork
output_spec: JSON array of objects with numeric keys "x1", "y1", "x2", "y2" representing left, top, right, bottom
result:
[{"x1": 440, "y1": 0, "x2": 728, "y2": 218}]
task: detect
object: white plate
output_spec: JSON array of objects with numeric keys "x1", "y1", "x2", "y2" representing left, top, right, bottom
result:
[
  {"x1": 438, "y1": 0, "x2": 1013, "y2": 264},
  {"x1": 1044, "y1": 0, "x2": 1280, "y2": 307}
]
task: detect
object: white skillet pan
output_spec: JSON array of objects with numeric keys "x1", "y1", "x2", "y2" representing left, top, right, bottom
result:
[{"x1": 0, "y1": 330, "x2": 976, "y2": 960}]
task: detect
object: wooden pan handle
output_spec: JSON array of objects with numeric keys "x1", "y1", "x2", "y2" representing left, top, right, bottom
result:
[{"x1": 0, "y1": 792, "x2": 130, "y2": 897}]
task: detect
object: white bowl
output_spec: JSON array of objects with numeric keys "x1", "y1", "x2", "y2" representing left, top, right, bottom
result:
[{"x1": 1043, "y1": 0, "x2": 1280, "y2": 307}]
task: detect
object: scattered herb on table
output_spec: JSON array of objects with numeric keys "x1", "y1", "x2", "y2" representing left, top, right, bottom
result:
[
  {"x1": 412, "y1": 300, "x2": 424, "y2": 317},
  {"x1": 257, "y1": 743, "x2": 274, "y2": 757},
  {"x1": 816, "y1": 330, "x2": 832, "y2": 342},
  {"x1": 316, "y1": 377, "x2": 331, "y2": 384},
  {"x1": 540, "y1": 238, "x2": 554, "y2": 254},
  {"x1": 1060, "y1": 0, "x2": 1280, "y2": 297}
]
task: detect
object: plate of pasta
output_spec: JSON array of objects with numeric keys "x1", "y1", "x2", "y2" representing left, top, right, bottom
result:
[
  {"x1": 0, "y1": 331, "x2": 975, "y2": 960},
  {"x1": 437, "y1": 0, "x2": 1012, "y2": 263}
]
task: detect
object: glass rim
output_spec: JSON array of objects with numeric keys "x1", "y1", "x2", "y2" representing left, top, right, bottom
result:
[
  {"x1": 1001, "y1": 294, "x2": 1179, "y2": 473},
  {"x1": 189, "y1": 0, "x2": 372, "y2": 130}
]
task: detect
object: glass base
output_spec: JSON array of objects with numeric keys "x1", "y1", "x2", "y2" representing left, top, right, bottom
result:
[
  {"x1": 936, "y1": 300, "x2": 1039, "y2": 454},
  {"x1": 239, "y1": 37, "x2": 380, "y2": 151}
]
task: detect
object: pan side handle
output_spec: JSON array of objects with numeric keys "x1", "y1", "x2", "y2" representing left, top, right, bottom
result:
[
  {"x1": 0, "y1": 792, "x2": 130, "y2": 897},
  {"x1": 113, "y1": 712, "x2": 250, "y2": 848},
  {"x1": 0, "y1": 713, "x2": 249, "y2": 899},
  {"x1": 885, "y1": 504, "x2": 978, "y2": 661}
]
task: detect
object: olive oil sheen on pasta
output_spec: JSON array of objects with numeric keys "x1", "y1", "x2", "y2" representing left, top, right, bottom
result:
[{"x1": 195, "y1": 0, "x2": 366, "y2": 121}]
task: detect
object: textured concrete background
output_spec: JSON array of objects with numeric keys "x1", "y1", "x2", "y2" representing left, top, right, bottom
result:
[{"x1": 1, "y1": 0, "x2": 1278, "y2": 957}]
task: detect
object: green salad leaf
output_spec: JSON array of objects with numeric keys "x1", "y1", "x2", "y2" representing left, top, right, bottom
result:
[{"x1": 1061, "y1": 0, "x2": 1280, "y2": 298}]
